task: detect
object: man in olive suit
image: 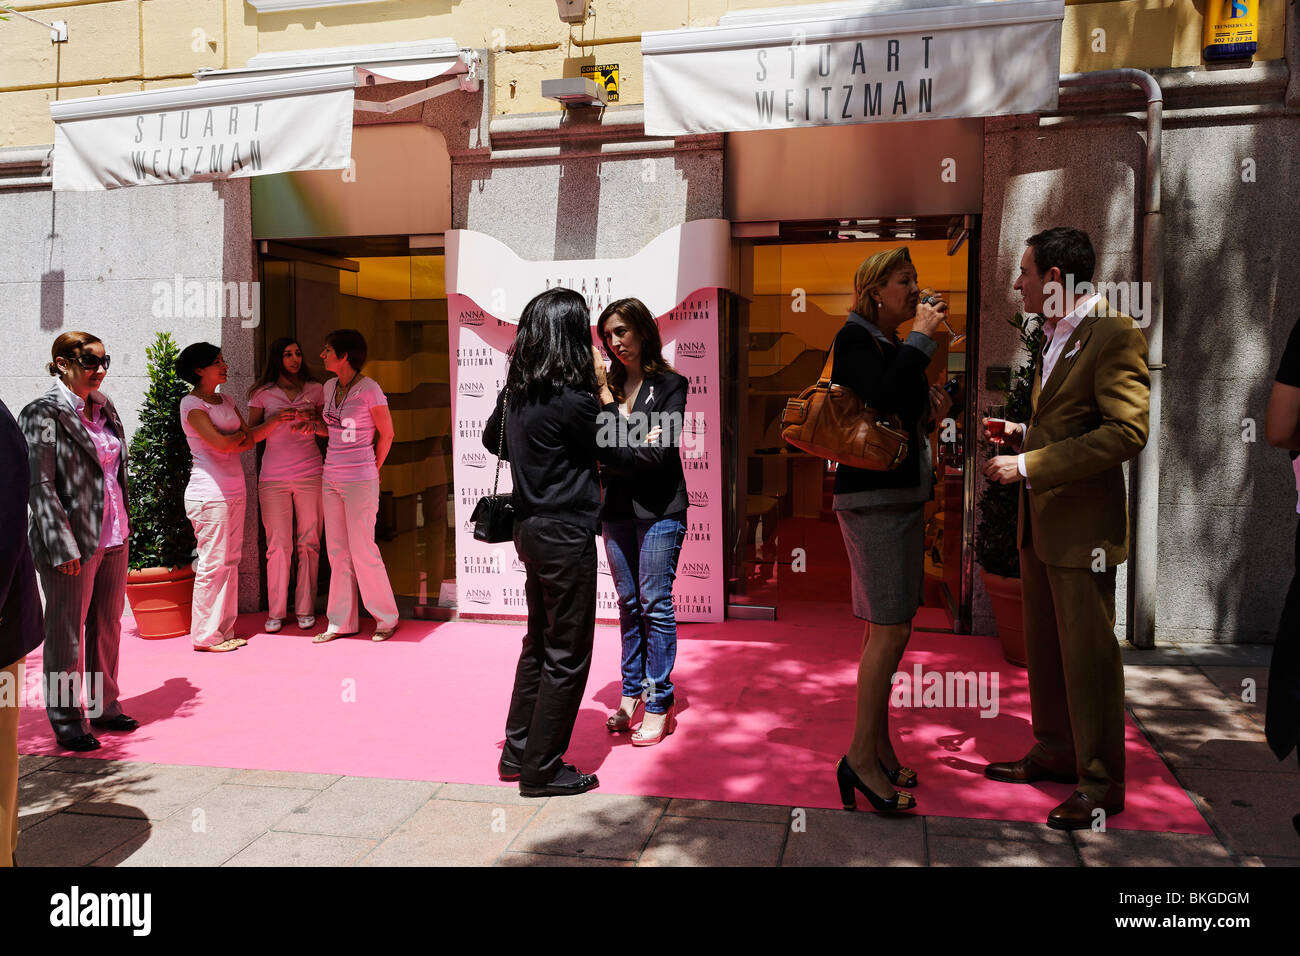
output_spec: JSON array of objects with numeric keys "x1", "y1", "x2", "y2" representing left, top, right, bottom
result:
[{"x1": 983, "y1": 228, "x2": 1151, "y2": 829}]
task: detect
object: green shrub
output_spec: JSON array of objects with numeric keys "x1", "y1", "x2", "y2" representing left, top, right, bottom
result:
[
  {"x1": 975, "y1": 312, "x2": 1044, "y2": 579},
  {"x1": 127, "y1": 332, "x2": 195, "y2": 570}
]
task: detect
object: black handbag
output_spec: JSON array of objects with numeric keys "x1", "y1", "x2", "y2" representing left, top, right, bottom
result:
[{"x1": 471, "y1": 402, "x2": 515, "y2": 543}]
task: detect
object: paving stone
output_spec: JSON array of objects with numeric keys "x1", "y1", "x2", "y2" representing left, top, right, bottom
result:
[
  {"x1": 665, "y1": 799, "x2": 792, "y2": 823},
  {"x1": 91, "y1": 784, "x2": 320, "y2": 867},
  {"x1": 638, "y1": 816, "x2": 786, "y2": 866},
  {"x1": 508, "y1": 793, "x2": 668, "y2": 861},
  {"x1": 781, "y1": 808, "x2": 926, "y2": 867},
  {"x1": 17, "y1": 754, "x2": 55, "y2": 776},
  {"x1": 361, "y1": 799, "x2": 535, "y2": 866},
  {"x1": 18, "y1": 769, "x2": 137, "y2": 817},
  {"x1": 1178, "y1": 769, "x2": 1300, "y2": 861},
  {"x1": 1167, "y1": 645, "x2": 1274, "y2": 667},
  {"x1": 223, "y1": 830, "x2": 377, "y2": 867},
  {"x1": 67, "y1": 764, "x2": 239, "y2": 821},
  {"x1": 1072, "y1": 828, "x2": 1236, "y2": 866},
  {"x1": 925, "y1": 815, "x2": 1070, "y2": 844},
  {"x1": 227, "y1": 769, "x2": 343, "y2": 791},
  {"x1": 497, "y1": 851, "x2": 634, "y2": 867},
  {"x1": 929, "y1": 836, "x2": 1079, "y2": 866},
  {"x1": 1124, "y1": 666, "x2": 1251, "y2": 713},
  {"x1": 434, "y1": 782, "x2": 536, "y2": 806},
  {"x1": 1121, "y1": 645, "x2": 1194, "y2": 665},
  {"x1": 1129, "y1": 706, "x2": 1296, "y2": 773},
  {"x1": 271, "y1": 777, "x2": 438, "y2": 840},
  {"x1": 1198, "y1": 666, "x2": 1270, "y2": 726},
  {"x1": 15, "y1": 811, "x2": 150, "y2": 867},
  {"x1": 44, "y1": 756, "x2": 157, "y2": 776}
]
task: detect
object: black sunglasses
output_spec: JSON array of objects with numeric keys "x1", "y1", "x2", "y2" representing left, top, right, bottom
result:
[{"x1": 70, "y1": 353, "x2": 111, "y2": 372}]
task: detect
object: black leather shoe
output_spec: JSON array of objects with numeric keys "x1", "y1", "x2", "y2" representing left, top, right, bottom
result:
[
  {"x1": 519, "y1": 766, "x2": 599, "y2": 798},
  {"x1": 56, "y1": 733, "x2": 100, "y2": 752},
  {"x1": 90, "y1": 714, "x2": 140, "y2": 732}
]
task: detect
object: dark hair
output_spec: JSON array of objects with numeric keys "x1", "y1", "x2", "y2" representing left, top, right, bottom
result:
[
  {"x1": 1026, "y1": 227, "x2": 1095, "y2": 286},
  {"x1": 505, "y1": 287, "x2": 597, "y2": 407},
  {"x1": 176, "y1": 342, "x2": 222, "y2": 386},
  {"x1": 47, "y1": 331, "x2": 103, "y2": 377},
  {"x1": 249, "y1": 337, "x2": 319, "y2": 397},
  {"x1": 325, "y1": 329, "x2": 367, "y2": 372},
  {"x1": 597, "y1": 298, "x2": 677, "y2": 404}
]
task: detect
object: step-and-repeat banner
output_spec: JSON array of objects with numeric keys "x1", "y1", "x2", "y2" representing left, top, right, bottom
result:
[{"x1": 446, "y1": 219, "x2": 729, "y2": 623}]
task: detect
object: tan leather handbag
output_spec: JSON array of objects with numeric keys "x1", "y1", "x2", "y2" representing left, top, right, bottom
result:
[{"x1": 780, "y1": 341, "x2": 909, "y2": 471}]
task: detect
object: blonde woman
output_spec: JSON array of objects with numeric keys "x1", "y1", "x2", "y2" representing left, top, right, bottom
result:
[{"x1": 831, "y1": 248, "x2": 951, "y2": 813}]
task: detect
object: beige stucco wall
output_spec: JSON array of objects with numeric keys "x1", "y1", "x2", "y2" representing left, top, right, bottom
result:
[{"x1": 0, "y1": 0, "x2": 1288, "y2": 147}]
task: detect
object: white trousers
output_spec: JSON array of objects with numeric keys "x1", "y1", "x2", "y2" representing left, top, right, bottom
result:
[
  {"x1": 322, "y1": 478, "x2": 398, "y2": 632},
  {"x1": 259, "y1": 478, "x2": 323, "y2": 620},
  {"x1": 186, "y1": 497, "x2": 246, "y2": 648}
]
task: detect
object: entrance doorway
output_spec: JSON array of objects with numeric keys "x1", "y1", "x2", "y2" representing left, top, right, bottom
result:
[
  {"x1": 258, "y1": 244, "x2": 454, "y2": 620},
  {"x1": 727, "y1": 217, "x2": 977, "y2": 631}
]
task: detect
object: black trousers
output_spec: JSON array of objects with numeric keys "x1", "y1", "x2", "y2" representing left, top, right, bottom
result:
[
  {"x1": 1267, "y1": 517, "x2": 1300, "y2": 763},
  {"x1": 503, "y1": 515, "x2": 598, "y2": 785}
]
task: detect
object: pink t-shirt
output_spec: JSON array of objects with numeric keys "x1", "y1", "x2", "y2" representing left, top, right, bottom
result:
[
  {"x1": 249, "y1": 381, "x2": 325, "y2": 483},
  {"x1": 180, "y1": 392, "x2": 247, "y2": 501},
  {"x1": 322, "y1": 376, "x2": 388, "y2": 482}
]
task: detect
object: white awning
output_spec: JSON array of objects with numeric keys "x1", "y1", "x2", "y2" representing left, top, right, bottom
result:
[
  {"x1": 50, "y1": 39, "x2": 477, "y2": 191},
  {"x1": 642, "y1": 0, "x2": 1065, "y2": 136}
]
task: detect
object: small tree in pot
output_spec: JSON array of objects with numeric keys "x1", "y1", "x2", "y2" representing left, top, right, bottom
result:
[
  {"x1": 976, "y1": 312, "x2": 1044, "y2": 667},
  {"x1": 125, "y1": 332, "x2": 197, "y2": 638}
]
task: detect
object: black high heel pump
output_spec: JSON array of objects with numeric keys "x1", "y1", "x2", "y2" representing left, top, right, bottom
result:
[{"x1": 836, "y1": 756, "x2": 917, "y2": 813}]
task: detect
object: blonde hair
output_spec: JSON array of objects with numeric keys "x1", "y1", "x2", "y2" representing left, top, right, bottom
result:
[{"x1": 852, "y1": 247, "x2": 913, "y2": 322}]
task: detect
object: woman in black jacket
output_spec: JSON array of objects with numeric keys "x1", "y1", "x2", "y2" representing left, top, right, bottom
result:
[
  {"x1": 482, "y1": 287, "x2": 650, "y2": 798},
  {"x1": 597, "y1": 298, "x2": 690, "y2": 747},
  {"x1": 831, "y1": 247, "x2": 951, "y2": 813}
]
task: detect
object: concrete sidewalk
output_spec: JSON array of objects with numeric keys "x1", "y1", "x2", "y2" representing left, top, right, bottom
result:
[{"x1": 15, "y1": 644, "x2": 1300, "y2": 866}]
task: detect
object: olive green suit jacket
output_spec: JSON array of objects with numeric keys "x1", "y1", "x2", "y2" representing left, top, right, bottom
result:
[{"x1": 1017, "y1": 303, "x2": 1151, "y2": 569}]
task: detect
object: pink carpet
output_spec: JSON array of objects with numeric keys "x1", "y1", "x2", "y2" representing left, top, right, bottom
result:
[{"x1": 17, "y1": 601, "x2": 1209, "y2": 832}]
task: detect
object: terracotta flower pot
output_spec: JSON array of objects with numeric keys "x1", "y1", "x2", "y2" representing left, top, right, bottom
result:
[
  {"x1": 980, "y1": 568, "x2": 1026, "y2": 668},
  {"x1": 126, "y1": 566, "x2": 195, "y2": 639}
]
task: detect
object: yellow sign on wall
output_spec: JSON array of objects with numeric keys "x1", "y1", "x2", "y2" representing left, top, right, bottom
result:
[
  {"x1": 581, "y1": 63, "x2": 619, "y2": 102},
  {"x1": 1203, "y1": 0, "x2": 1258, "y2": 61}
]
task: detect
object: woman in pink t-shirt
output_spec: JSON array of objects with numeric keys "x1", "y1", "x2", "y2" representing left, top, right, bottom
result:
[
  {"x1": 176, "y1": 342, "x2": 254, "y2": 653},
  {"x1": 296, "y1": 329, "x2": 399, "y2": 643},
  {"x1": 247, "y1": 338, "x2": 325, "y2": 634}
]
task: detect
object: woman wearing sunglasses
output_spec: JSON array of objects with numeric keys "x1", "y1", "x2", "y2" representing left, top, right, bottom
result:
[{"x1": 19, "y1": 333, "x2": 138, "y2": 751}]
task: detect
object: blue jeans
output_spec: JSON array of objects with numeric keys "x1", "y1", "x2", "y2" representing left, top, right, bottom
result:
[{"x1": 601, "y1": 515, "x2": 687, "y2": 714}]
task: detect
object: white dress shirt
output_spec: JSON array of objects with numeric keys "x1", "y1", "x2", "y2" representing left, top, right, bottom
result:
[{"x1": 1017, "y1": 293, "x2": 1103, "y2": 482}]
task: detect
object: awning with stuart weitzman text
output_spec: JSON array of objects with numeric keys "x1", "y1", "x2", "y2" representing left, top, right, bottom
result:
[
  {"x1": 641, "y1": 0, "x2": 1065, "y2": 136},
  {"x1": 49, "y1": 39, "x2": 478, "y2": 191}
]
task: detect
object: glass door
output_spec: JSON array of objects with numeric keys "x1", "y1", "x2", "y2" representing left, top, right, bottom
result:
[{"x1": 727, "y1": 222, "x2": 971, "y2": 630}]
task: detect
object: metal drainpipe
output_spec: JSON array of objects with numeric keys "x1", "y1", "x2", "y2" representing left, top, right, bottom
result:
[{"x1": 1056, "y1": 69, "x2": 1163, "y2": 649}]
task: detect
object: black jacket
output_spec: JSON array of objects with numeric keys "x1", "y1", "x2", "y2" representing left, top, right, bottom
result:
[
  {"x1": 483, "y1": 386, "x2": 641, "y2": 533},
  {"x1": 0, "y1": 398, "x2": 45, "y2": 669},
  {"x1": 830, "y1": 315, "x2": 937, "y2": 494},
  {"x1": 600, "y1": 370, "x2": 690, "y2": 521}
]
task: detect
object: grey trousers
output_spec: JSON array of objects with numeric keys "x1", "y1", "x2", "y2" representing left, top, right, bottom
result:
[{"x1": 38, "y1": 544, "x2": 127, "y2": 740}]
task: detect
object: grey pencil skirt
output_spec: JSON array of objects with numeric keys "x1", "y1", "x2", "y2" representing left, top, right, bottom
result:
[{"x1": 835, "y1": 501, "x2": 926, "y2": 625}]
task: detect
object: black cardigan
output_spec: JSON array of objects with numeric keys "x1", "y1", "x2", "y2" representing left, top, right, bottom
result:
[
  {"x1": 599, "y1": 370, "x2": 690, "y2": 521},
  {"x1": 830, "y1": 316, "x2": 937, "y2": 494},
  {"x1": 483, "y1": 386, "x2": 641, "y2": 533}
]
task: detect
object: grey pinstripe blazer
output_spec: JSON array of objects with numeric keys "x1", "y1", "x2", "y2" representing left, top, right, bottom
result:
[{"x1": 18, "y1": 384, "x2": 131, "y2": 568}]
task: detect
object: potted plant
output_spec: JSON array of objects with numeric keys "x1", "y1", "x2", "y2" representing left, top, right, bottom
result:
[
  {"x1": 125, "y1": 332, "x2": 197, "y2": 638},
  {"x1": 975, "y1": 312, "x2": 1044, "y2": 667}
]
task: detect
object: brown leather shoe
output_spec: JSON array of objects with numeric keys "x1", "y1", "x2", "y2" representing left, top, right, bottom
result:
[
  {"x1": 1047, "y1": 790, "x2": 1124, "y2": 830},
  {"x1": 984, "y1": 755, "x2": 1077, "y2": 785}
]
